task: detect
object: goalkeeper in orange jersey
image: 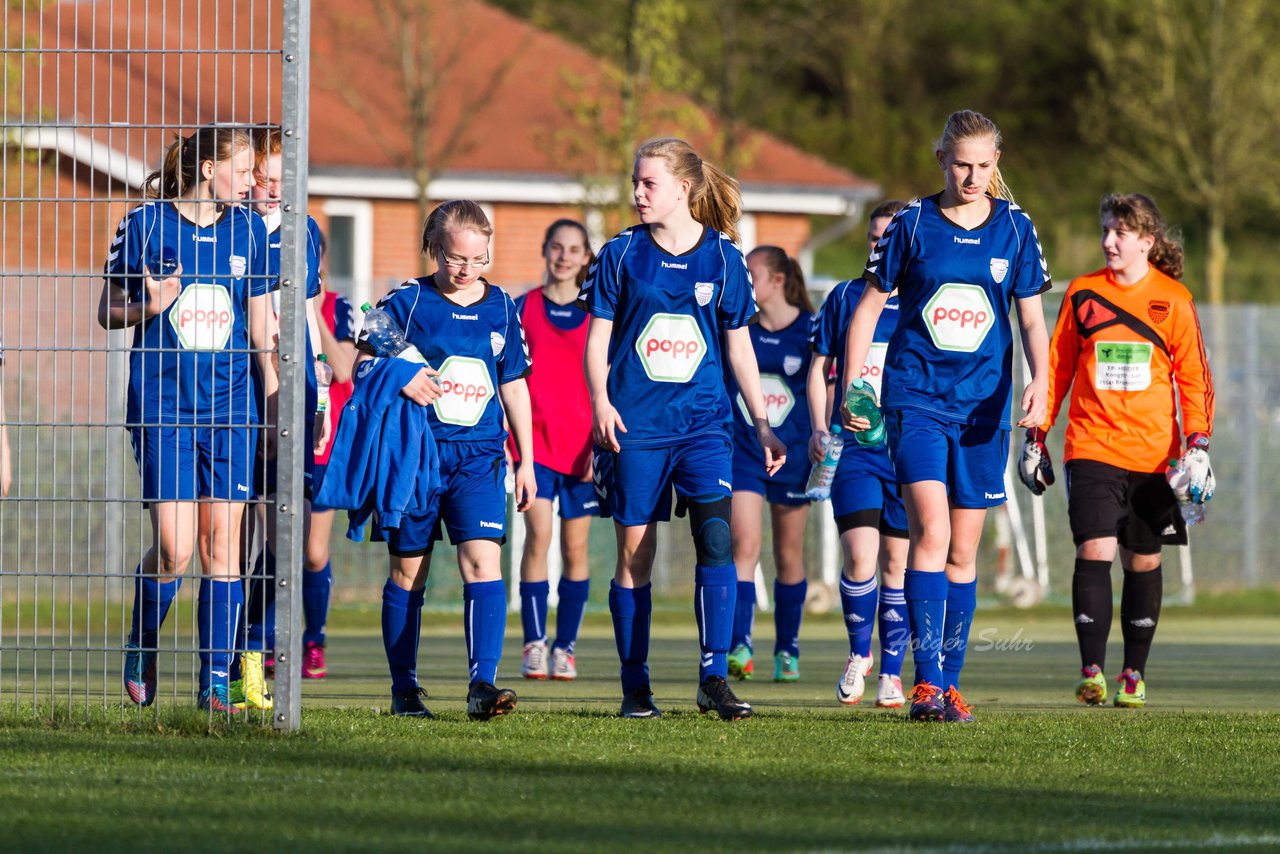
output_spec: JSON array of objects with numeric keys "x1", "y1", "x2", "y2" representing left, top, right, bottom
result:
[{"x1": 1019, "y1": 193, "x2": 1214, "y2": 709}]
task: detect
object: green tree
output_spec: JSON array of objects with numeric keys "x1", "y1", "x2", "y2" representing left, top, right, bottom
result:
[{"x1": 1083, "y1": 0, "x2": 1280, "y2": 303}]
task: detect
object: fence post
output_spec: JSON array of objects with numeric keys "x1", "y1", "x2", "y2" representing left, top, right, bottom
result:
[{"x1": 273, "y1": 0, "x2": 312, "y2": 733}]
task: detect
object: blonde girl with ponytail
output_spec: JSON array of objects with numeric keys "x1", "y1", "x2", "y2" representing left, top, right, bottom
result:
[
  {"x1": 839, "y1": 110, "x2": 1052, "y2": 723},
  {"x1": 579, "y1": 137, "x2": 785, "y2": 720}
]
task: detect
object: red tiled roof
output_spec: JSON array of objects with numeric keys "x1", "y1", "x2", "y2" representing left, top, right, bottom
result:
[{"x1": 16, "y1": 0, "x2": 873, "y2": 193}]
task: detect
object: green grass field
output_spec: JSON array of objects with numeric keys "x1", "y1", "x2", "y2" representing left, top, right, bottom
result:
[{"x1": 3, "y1": 602, "x2": 1279, "y2": 852}]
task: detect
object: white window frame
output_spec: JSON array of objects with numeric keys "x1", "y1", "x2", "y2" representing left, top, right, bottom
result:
[{"x1": 321, "y1": 198, "x2": 374, "y2": 309}]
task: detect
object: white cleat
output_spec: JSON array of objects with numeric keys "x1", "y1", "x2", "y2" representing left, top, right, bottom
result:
[
  {"x1": 521, "y1": 641, "x2": 548, "y2": 680},
  {"x1": 875, "y1": 673, "x2": 906, "y2": 708},
  {"x1": 550, "y1": 646, "x2": 577, "y2": 681},
  {"x1": 836, "y1": 653, "x2": 873, "y2": 705}
]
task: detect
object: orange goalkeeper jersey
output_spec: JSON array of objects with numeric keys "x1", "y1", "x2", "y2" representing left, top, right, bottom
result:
[{"x1": 1040, "y1": 266, "x2": 1214, "y2": 473}]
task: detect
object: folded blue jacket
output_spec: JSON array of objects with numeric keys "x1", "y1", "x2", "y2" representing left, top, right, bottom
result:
[{"x1": 313, "y1": 357, "x2": 440, "y2": 541}]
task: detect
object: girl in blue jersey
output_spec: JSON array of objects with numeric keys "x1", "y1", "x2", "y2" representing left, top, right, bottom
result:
[
  {"x1": 96, "y1": 125, "x2": 277, "y2": 713},
  {"x1": 809, "y1": 200, "x2": 912, "y2": 709},
  {"x1": 356, "y1": 199, "x2": 535, "y2": 720},
  {"x1": 581, "y1": 138, "x2": 786, "y2": 721},
  {"x1": 725, "y1": 246, "x2": 814, "y2": 684},
  {"x1": 841, "y1": 112, "x2": 1051, "y2": 722},
  {"x1": 231, "y1": 126, "x2": 329, "y2": 712},
  {"x1": 515, "y1": 219, "x2": 598, "y2": 682}
]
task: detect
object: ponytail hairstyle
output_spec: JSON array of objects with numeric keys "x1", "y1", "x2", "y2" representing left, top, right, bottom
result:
[
  {"x1": 142, "y1": 125, "x2": 254, "y2": 200},
  {"x1": 541, "y1": 218, "x2": 595, "y2": 288},
  {"x1": 747, "y1": 245, "x2": 814, "y2": 313},
  {"x1": 420, "y1": 199, "x2": 493, "y2": 258},
  {"x1": 935, "y1": 110, "x2": 1013, "y2": 202},
  {"x1": 635, "y1": 137, "x2": 743, "y2": 243},
  {"x1": 1100, "y1": 193, "x2": 1184, "y2": 280}
]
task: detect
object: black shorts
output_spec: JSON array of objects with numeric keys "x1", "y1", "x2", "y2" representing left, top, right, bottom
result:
[{"x1": 1064, "y1": 459, "x2": 1186, "y2": 554}]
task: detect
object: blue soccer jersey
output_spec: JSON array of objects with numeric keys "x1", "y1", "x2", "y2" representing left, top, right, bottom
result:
[
  {"x1": 577, "y1": 225, "x2": 757, "y2": 449},
  {"x1": 357, "y1": 278, "x2": 531, "y2": 443},
  {"x1": 729, "y1": 310, "x2": 812, "y2": 454},
  {"x1": 106, "y1": 201, "x2": 273, "y2": 426},
  {"x1": 265, "y1": 214, "x2": 325, "y2": 410},
  {"x1": 864, "y1": 193, "x2": 1051, "y2": 428},
  {"x1": 810, "y1": 279, "x2": 899, "y2": 432}
]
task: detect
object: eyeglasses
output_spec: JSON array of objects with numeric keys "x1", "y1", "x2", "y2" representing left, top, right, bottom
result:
[{"x1": 440, "y1": 253, "x2": 490, "y2": 270}]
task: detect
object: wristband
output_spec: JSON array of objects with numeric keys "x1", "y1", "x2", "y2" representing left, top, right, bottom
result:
[{"x1": 1187, "y1": 432, "x2": 1210, "y2": 451}]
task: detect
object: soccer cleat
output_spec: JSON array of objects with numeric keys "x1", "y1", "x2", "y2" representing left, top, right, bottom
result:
[
  {"x1": 1075, "y1": 664, "x2": 1107, "y2": 706},
  {"x1": 619, "y1": 685, "x2": 663, "y2": 719},
  {"x1": 467, "y1": 681, "x2": 518, "y2": 720},
  {"x1": 727, "y1": 643, "x2": 754, "y2": 681},
  {"x1": 521, "y1": 641, "x2": 549, "y2": 680},
  {"x1": 942, "y1": 686, "x2": 975, "y2": 723},
  {"x1": 907, "y1": 681, "x2": 945, "y2": 722},
  {"x1": 1114, "y1": 668, "x2": 1146, "y2": 708},
  {"x1": 302, "y1": 642, "x2": 327, "y2": 679},
  {"x1": 233, "y1": 651, "x2": 274, "y2": 711},
  {"x1": 391, "y1": 686, "x2": 434, "y2": 718},
  {"x1": 123, "y1": 643, "x2": 157, "y2": 707},
  {"x1": 697, "y1": 676, "x2": 753, "y2": 721},
  {"x1": 549, "y1": 646, "x2": 577, "y2": 681},
  {"x1": 773, "y1": 651, "x2": 800, "y2": 683},
  {"x1": 875, "y1": 674, "x2": 906, "y2": 708},
  {"x1": 836, "y1": 653, "x2": 873, "y2": 705},
  {"x1": 198, "y1": 685, "x2": 241, "y2": 715}
]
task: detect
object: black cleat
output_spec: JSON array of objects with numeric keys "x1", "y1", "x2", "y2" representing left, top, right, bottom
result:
[
  {"x1": 619, "y1": 684, "x2": 663, "y2": 719},
  {"x1": 391, "y1": 686, "x2": 434, "y2": 718},
  {"x1": 697, "y1": 676, "x2": 753, "y2": 721},
  {"x1": 467, "y1": 680, "x2": 517, "y2": 720}
]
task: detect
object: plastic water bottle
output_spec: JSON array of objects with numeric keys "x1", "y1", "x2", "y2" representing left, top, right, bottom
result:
[
  {"x1": 1165, "y1": 458, "x2": 1206, "y2": 525},
  {"x1": 844, "y1": 378, "x2": 885, "y2": 446},
  {"x1": 806, "y1": 426, "x2": 845, "y2": 500},
  {"x1": 315, "y1": 354, "x2": 333, "y2": 413},
  {"x1": 360, "y1": 302, "x2": 428, "y2": 365},
  {"x1": 153, "y1": 247, "x2": 179, "y2": 278}
]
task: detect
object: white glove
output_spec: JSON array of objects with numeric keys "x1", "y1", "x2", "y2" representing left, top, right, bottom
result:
[
  {"x1": 1180, "y1": 448, "x2": 1214, "y2": 504},
  {"x1": 1018, "y1": 428, "x2": 1055, "y2": 496}
]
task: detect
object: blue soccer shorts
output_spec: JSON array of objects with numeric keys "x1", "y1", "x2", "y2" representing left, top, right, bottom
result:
[
  {"x1": 130, "y1": 425, "x2": 256, "y2": 503},
  {"x1": 386, "y1": 439, "x2": 507, "y2": 556},
  {"x1": 594, "y1": 434, "x2": 733, "y2": 527},
  {"x1": 885, "y1": 409, "x2": 1009, "y2": 510}
]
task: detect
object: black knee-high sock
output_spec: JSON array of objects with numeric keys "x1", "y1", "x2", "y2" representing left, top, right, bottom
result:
[
  {"x1": 1072, "y1": 559, "x2": 1113, "y2": 671},
  {"x1": 1120, "y1": 565, "x2": 1163, "y2": 675}
]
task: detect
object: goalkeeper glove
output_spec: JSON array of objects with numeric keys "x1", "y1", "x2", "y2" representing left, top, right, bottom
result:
[
  {"x1": 1018, "y1": 427, "x2": 1055, "y2": 496},
  {"x1": 1180, "y1": 432, "x2": 1214, "y2": 504}
]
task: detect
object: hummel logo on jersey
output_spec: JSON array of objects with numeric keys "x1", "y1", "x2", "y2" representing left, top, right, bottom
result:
[
  {"x1": 758, "y1": 336, "x2": 780, "y2": 345},
  {"x1": 479, "y1": 520, "x2": 503, "y2": 531},
  {"x1": 192, "y1": 235, "x2": 216, "y2": 243},
  {"x1": 1075, "y1": 614, "x2": 1094, "y2": 624},
  {"x1": 954, "y1": 236, "x2": 981, "y2": 245},
  {"x1": 1129, "y1": 617, "x2": 1156, "y2": 628},
  {"x1": 882, "y1": 609, "x2": 903, "y2": 623},
  {"x1": 985, "y1": 491, "x2": 1005, "y2": 500},
  {"x1": 718, "y1": 479, "x2": 732, "y2": 490},
  {"x1": 661, "y1": 261, "x2": 688, "y2": 270},
  {"x1": 452, "y1": 312, "x2": 479, "y2": 321},
  {"x1": 549, "y1": 308, "x2": 573, "y2": 318}
]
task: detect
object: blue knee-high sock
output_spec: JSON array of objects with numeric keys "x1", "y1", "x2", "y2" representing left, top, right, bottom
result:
[
  {"x1": 464, "y1": 580, "x2": 507, "y2": 687},
  {"x1": 878, "y1": 585, "x2": 908, "y2": 678},
  {"x1": 904, "y1": 569, "x2": 948, "y2": 687},
  {"x1": 519, "y1": 580, "x2": 549, "y2": 645},
  {"x1": 128, "y1": 563, "x2": 182, "y2": 648},
  {"x1": 609, "y1": 581, "x2": 651, "y2": 693},
  {"x1": 695, "y1": 565, "x2": 736, "y2": 681},
  {"x1": 302, "y1": 562, "x2": 333, "y2": 647},
  {"x1": 839, "y1": 576, "x2": 879, "y2": 657},
  {"x1": 381, "y1": 580, "x2": 424, "y2": 693},
  {"x1": 773, "y1": 579, "x2": 807, "y2": 658},
  {"x1": 941, "y1": 579, "x2": 978, "y2": 692},
  {"x1": 730, "y1": 580, "x2": 756, "y2": 652},
  {"x1": 552, "y1": 578, "x2": 590, "y2": 654},
  {"x1": 199, "y1": 578, "x2": 243, "y2": 695},
  {"x1": 245, "y1": 548, "x2": 276, "y2": 653}
]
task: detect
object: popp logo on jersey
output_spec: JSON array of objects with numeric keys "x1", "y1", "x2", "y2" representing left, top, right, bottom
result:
[
  {"x1": 736, "y1": 373, "x2": 794, "y2": 428},
  {"x1": 922, "y1": 283, "x2": 994, "y2": 353},
  {"x1": 169, "y1": 283, "x2": 234, "y2": 350},
  {"x1": 861, "y1": 342, "x2": 888, "y2": 399},
  {"x1": 433, "y1": 355, "x2": 493, "y2": 426},
  {"x1": 635, "y1": 313, "x2": 706, "y2": 383}
]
